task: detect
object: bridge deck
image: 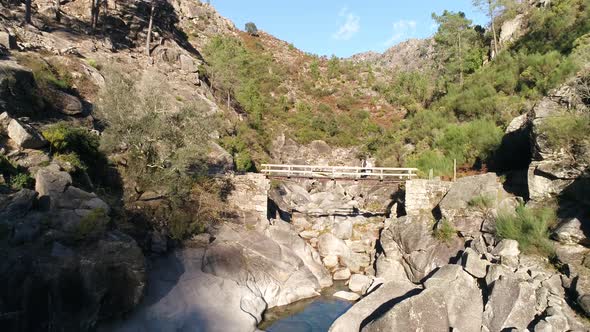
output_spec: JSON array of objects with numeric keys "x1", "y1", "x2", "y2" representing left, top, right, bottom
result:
[{"x1": 261, "y1": 164, "x2": 418, "y2": 181}]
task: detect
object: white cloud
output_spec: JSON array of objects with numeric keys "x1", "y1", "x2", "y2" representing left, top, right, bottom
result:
[
  {"x1": 383, "y1": 19, "x2": 417, "y2": 46},
  {"x1": 332, "y1": 7, "x2": 360, "y2": 41}
]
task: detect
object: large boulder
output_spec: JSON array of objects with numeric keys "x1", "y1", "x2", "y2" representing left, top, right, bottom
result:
[
  {"x1": 462, "y1": 247, "x2": 490, "y2": 278},
  {"x1": 7, "y1": 118, "x2": 47, "y2": 149},
  {"x1": 348, "y1": 274, "x2": 373, "y2": 294},
  {"x1": 0, "y1": 61, "x2": 42, "y2": 117},
  {"x1": 35, "y1": 164, "x2": 110, "y2": 234},
  {"x1": 202, "y1": 222, "x2": 331, "y2": 308},
  {"x1": 0, "y1": 231, "x2": 146, "y2": 332},
  {"x1": 364, "y1": 265, "x2": 483, "y2": 332},
  {"x1": 318, "y1": 232, "x2": 351, "y2": 261},
  {"x1": 552, "y1": 218, "x2": 587, "y2": 245},
  {"x1": 527, "y1": 83, "x2": 590, "y2": 202},
  {"x1": 483, "y1": 275, "x2": 538, "y2": 331},
  {"x1": 376, "y1": 214, "x2": 463, "y2": 283},
  {"x1": 101, "y1": 249, "x2": 264, "y2": 332},
  {"x1": 35, "y1": 163, "x2": 73, "y2": 209},
  {"x1": 0, "y1": 188, "x2": 37, "y2": 222},
  {"x1": 438, "y1": 173, "x2": 516, "y2": 238},
  {"x1": 0, "y1": 31, "x2": 17, "y2": 50},
  {"x1": 207, "y1": 141, "x2": 234, "y2": 175},
  {"x1": 43, "y1": 86, "x2": 83, "y2": 115},
  {"x1": 329, "y1": 281, "x2": 419, "y2": 332}
]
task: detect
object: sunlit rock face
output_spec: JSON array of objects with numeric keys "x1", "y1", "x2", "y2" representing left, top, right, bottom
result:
[{"x1": 268, "y1": 179, "x2": 399, "y2": 281}]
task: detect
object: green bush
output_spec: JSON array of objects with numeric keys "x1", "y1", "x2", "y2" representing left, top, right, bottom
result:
[
  {"x1": 168, "y1": 210, "x2": 207, "y2": 240},
  {"x1": 9, "y1": 173, "x2": 34, "y2": 190},
  {"x1": 539, "y1": 113, "x2": 590, "y2": 151},
  {"x1": 86, "y1": 58, "x2": 101, "y2": 70},
  {"x1": 468, "y1": 194, "x2": 495, "y2": 209},
  {"x1": 43, "y1": 123, "x2": 100, "y2": 160},
  {"x1": 75, "y1": 208, "x2": 108, "y2": 240},
  {"x1": 235, "y1": 151, "x2": 254, "y2": 172},
  {"x1": 495, "y1": 204, "x2": 556, "y2": 256},
  {"x1": 407, "y1": 149, "x2": 454, "y2": 178},
  {"x1": 16, "y1": 54, "x2": 73, "y2": 91},
  {"x1": 42, "y1": 122, "x2": 105, "y2": 178},
  {"x1": 434, "y1": 219, "x2": 456, "y2": 243}
]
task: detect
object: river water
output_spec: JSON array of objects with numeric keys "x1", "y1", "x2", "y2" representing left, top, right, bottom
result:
[{"x1": 259, "y1": 281, "x2": 354, "y2": 332}]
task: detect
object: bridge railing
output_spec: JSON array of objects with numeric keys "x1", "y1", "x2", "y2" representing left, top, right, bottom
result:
[{"x1": 260, "y1": 164, "x2": 418, "y2": 181}]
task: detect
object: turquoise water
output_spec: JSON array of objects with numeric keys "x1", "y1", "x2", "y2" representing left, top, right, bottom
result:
[{"x1": 259, "y1": 282, "x2": 353, "y2": 332}]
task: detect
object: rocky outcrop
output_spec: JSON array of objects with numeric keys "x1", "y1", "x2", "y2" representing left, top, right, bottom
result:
[
  {"x1": 336, "y1": 238, "x2": 589, "y2": 332},
  {"x1": 271, "y1": 135, "x2": 362, "y2": 166},
  {"x1": 207, "y1": 141, "x2": 234, "y2": 175},
  {"x1": 349, "y1": 38, "x2": 435, "y2": 73},
  {"x1": 100, "y1": 249, "x2": 262, "y2": 332},
  {"x1": 329, "y1": 281, "x2": 419, "y2": 332},
  {"x1": 35, "y1": 163, "x2": 110, "y2": 233},
  {"x1": 499, "y1": 14, "x2": 526, "y2": 47},
  {"x1": 376, "y1": 214, "x2": 463, "y2": 283},
  {"x1": 364, "y1": 265, "x2": 483, "y2": 332},
  {"x1": 269, "y1": 179, "x2": 396, "y2": 279},
  {"x1": 6, "y1": 116, "x2": 47, "y2": 149},
  {"x1": 202, "y1": 221, "x2": 331, "y2": 309},
  {"x1": 0, "y1": 232, "x2": 145, "y2": 331},
  {"x1": 43, "y1": 86, "x2": 84, "y2": 115},
  {"x1": 439, "y1": 173, "x2": 518, "y2": 239},
  {"x1": 552, "y1": 218, "x2": 587, "y2": 245},
  {"x1": 527, "y1": 83, "x2": 589, "y2": 202},
  {"x1": 0, "y1": 30, "x2": 17, "y2": 50},
  {"x1": 0, "y1": 61, "x2": 42, "y2": 117}
]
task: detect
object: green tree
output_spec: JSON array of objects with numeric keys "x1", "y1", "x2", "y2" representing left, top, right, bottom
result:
[
  {"x1": 245, "y1": 22, "x2": 259, "y2": 36},
  {"x1": 327, "y1": 55, "x2": 341, "y2": 79},
  {"x1": 309, "y1": 59, "x2": 321, "y2": 82},
  {"x1": 472, "y1": 0, "x2": 504, "y2": 56},
  {"x1": 432, "y1": 10, "x2": 485, "y2": 87}
]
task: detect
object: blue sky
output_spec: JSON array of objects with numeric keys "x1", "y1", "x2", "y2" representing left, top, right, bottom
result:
[{"x1": 211, "y1": 1, "x2": 489, "y2": 57}]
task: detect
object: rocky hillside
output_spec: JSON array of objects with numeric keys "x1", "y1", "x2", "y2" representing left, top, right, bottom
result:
[
  {"x1": 349, "y1": 38, "x2": 436, "y2": 72},
  {"x1": 0, "y1": 0, "x2": 589, "y2": 331}
]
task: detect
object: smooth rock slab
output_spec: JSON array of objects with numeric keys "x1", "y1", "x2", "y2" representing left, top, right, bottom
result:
[
  {"x1": 365, "y1": 265, "x2": 483, "y2": 332},
  {"x1": 7, "y1": 118, "x2": 47, "y2": 149},
  {"x1": 492, "y1": 239, "x2": 520, "y2": 257},
  {"x1": 348, "y1": 274, "x2": 373, "y2": 294},
  {"x1": 330, "y1": 281, "x2": 419, "y2": 332},
  {"x1": 99, "y1": 249, "x2": 262, "y2": 332},
  {"x1": 333, "y1": 291, "x2": 360, "y2": 301},
  {"x1": 552, "y1": 218, "x2": 586, "y2": 245},
  {"x1": 462, "y1": 247, "x2": 489, "y2": 278},
  {"x1": 483, "y1": 276, "x2": 537, "y2": 331}
]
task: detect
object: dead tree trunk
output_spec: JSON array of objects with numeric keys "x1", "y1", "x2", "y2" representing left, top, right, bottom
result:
[
  {"x1": 55, "y1": 0, "x2": 61, "y2": 22},
  {"x1": 102, "y1": 0, "x2": 108, "y2": 35},
  {"x1": 25, "y1": 0, "x2": 32, "y2": 24},
  {"x1": 90, "y1": 0, "x2": 97, "y2": 31},
  {"x1": 146, "y1": 0, "x2": 156, "y2": 56},
  {"x1": 489, "y1": 1, "x2": 499, "y2": 57}
]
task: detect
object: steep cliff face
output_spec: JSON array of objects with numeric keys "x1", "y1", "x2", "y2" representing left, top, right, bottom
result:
[{"x1": 527, "y1": 82, "x2": 589, "y2": 203}]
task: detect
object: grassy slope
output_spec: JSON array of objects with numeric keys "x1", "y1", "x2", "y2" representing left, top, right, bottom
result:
[{"x1": 198, "y1": 0, "x2": 589, "y2": 177}]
